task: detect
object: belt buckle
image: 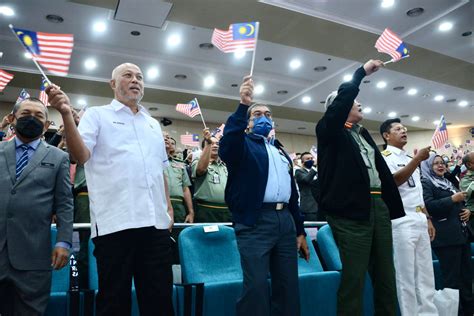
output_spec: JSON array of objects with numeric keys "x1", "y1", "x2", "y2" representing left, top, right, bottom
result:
[{"x1": 276, "y1": 203, "x2": 284, "y2": 211}]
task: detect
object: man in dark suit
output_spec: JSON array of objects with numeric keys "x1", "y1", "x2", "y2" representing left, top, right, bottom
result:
[
  {"x1": 295, "y1": 151, "x2": 319, "y2": 221},
  {"x1": 0, "y1": 98, "x2": 73, "y2": 315},
  {"x1": 316, "y1": 60, "x2": 405, "y2": 315}
]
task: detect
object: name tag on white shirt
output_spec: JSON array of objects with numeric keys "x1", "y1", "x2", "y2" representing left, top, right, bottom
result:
[{"x1": 203, "y1": 225, "x2": 219, "y2": 233}]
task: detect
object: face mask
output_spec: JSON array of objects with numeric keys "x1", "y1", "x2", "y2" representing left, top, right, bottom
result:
[
  {"x1": 303, "y1": 160, "x2": 314, "y2": 169},
  {"x1": 252, "y1": 116, "x2": 273, "y2": 137},
  {"x1": 14, "y1": 115, "x2": 44, "y2": 139}
]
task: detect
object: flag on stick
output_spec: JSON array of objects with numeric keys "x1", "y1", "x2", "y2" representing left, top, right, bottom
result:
[
  {"x1": 375, "y1": 28, "x2": 409, "y2": 63},
  {"x1": 0, "y1": 69, "x2": 14, "y2": 92},
  {"x1": 176, "y1": 98, "x2": 201, "y2": 118},
  {"x1": 431, "y1": 115, "x2": 449, "y2": 149},
  {"x1": 212, "y1": 22, "x2": 257, "y2": 53},
  {"x1": 212, "y1": 124, "x2": 225, "y2": 139},
  {"x1": 39, "y1": 77, "x2": 50, "y2": 105},
  {"x1": 16, "y1": 89, "x2": 30, "y2": 103}
]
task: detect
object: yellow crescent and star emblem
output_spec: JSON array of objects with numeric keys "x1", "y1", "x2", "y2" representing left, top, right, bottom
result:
[{"x1": 234, "y1": 22, "x2": 256, "y2": 39}]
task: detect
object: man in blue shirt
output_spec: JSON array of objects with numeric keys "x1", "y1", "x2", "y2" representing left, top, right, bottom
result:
[{"x1": 220, "y1": 76, "x2": 309, "y2": 316}]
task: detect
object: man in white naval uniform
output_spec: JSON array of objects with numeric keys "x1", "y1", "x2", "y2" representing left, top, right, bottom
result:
[{"x1": 380, "y1": 118, "x2": 438, "y2": 316}]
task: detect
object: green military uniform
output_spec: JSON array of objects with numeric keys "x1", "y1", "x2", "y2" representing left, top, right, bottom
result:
[
  {"x1": 192, "y1": 158, "x2": 231, "y2": 222},
  {"x1": 164, "y1": 157, "x2": 192, "y2": 223}
]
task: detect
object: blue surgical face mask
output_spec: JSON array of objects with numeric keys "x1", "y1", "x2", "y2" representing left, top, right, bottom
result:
[
  {"x1": 303, "y1": 160, "x2": 314, "y2": 169},
  {"x1": 252, "y1": 116, "x2": 273, "y2": 137}
]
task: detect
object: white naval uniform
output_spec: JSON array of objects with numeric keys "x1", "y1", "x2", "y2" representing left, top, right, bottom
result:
[{"x1": 382, "y1": 145, "x2": 438, "y2": 316}]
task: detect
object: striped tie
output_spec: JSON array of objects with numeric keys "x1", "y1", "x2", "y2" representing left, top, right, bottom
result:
[{"x1": 16, "y1": 144, "x2": 30, "y2": 179}]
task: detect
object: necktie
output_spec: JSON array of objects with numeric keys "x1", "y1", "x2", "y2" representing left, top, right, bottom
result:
[{"x1": 16, "y1": 144, "x2": 30, "y2": 179}]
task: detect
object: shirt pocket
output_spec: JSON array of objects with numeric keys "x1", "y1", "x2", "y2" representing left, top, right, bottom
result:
[{"x1": 33, "y1": 164, "x2": 57, "y2": 188}]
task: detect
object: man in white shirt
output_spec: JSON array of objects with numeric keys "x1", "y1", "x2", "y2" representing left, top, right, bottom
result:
[
  {"x1": 380, "y1": 118, "x2": 438, "y2": 316},
  {"x1": 46, "y1": 63, "x2": 174, "y2": 316}
]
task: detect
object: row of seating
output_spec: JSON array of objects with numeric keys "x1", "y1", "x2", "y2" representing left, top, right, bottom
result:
[{"x1": 44, "y1": 226, "x2": 474, "y2": 316}]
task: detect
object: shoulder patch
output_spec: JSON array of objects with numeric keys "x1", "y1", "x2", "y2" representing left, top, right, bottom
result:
[{"x1": 381, "y1": 149, "x2": 392, "y2": 157}]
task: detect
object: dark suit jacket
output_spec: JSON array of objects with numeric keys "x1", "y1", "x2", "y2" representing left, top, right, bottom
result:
[
  {"x1": 294, "y1": 167, "x2": 318, "y2": 214},
  {"x1": 421, "y1": 178, "x2": 467, "y2": 248},
  {"x1": 0, "y1": 139, "x2": 73, "y2": 270},
  {"x1": 315, "y1": 66, "x2": 404, "y2": 221}
]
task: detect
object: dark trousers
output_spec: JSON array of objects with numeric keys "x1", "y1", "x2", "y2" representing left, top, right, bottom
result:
[
  {"x1": 327, "y1": 194, "x2": 397, "y2": 316},
  {"x1": 74, "y1": 193, "x2": 90, "y2": 289},
  {"x1": 434, "y1": 243, "x2": 474, "y2": 316},
  {"x1": 92, "y1": 227, "x2": 174, "y2": 316},
  {"x1": 234, "y1": 207, "x2": 300, "y2": 316}
]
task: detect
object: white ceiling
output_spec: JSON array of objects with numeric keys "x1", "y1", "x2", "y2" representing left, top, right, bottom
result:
[{"x1": 0, "y1": 0, "x2": 472, "y2": 135}]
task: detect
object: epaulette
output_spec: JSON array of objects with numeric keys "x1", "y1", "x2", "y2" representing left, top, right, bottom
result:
[{"x1": 381, "y1": 149, "x2": 392, "y2": 157}]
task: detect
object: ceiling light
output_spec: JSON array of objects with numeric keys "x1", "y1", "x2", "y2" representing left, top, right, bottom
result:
[
  {"x1": 411, "y1": 116, "x2": 420, "y2": 121},
  {"x1": 314, "y1": 66, "x2": 327, "y2": 72},
  {"x1": 343, "y1": 74, "x2": 353, "y2": 82},
  {"x1": 289, "y1": 59, "x2": 302, "y2": 69},
  {"x1": 24, "y1": 52, "x2": 32, "y2": 59},
  {"x1": 264, "y1": 57, "x2": 272, "y2": 61},
  {"x1": 254, "y1": 84, "x2": 264, "y2": 95},
  {"x1": 203, "y1": 76, "x2": 215, "y2": 88},
  {"x1": 231, "y1": 83, "x2": 238, "y2": 87},
  {"x1": 167, "y1": 34, "x2": 182, "y2": 47},
  {"x1": 93, "y1": 21, "x2": 107, "y2": 33},
  {"x1": 174, "y1": 74, "x2": 187, "y2": 80},
  {"x1": 234, "y1": 49, "x2": 246, "y2": 59},
  {"x1": 462, "y1": 31, "x2": 472, "y2": 37},
  {"x1": 381, "y1": 0, "x2": 394, "y2": 9},
  {"x1": 376, "y1": 81, "x2": 387, "y2": 88},
  {"x1": 406, "y1": 7, "x2": 424, "y2": 17},
  {"x1": 362, "y1": 107, "x2": 372, "y2": 114},
  {"x1": 458, "y1": 100, "x2": 468, "y2": 107},
  {"x1": 147, "y1": 67, "x2": 159, "y2": 80},
  {"x1": 388, "y1": 111, "x2": 397, "y2": 118},
  {"x1": 0, "y1": 6, "x2": 14, "y2": 16},
  {"x1": 277, "y1": 90, "x2": 288, "y2": 95},
  {"x1": 302, "y1": 96, "x2": 311, "y2": 104},
  {"x1": 84, "y1": 58, "x2": 97, "y2": 70},
  {"x1": 131, "y1": 31, "x2": 141, "y2": 36},
  {"x1": 393, "y1": 86, "x2": 404, "y2": 91},
  {"x1": 434, "y1": 95, "x2": 444, "y2": 101},
  {"x1": 46, "y1": 14, "x2": 64, "y2": 23},
  {"x1": 433, "y1": 120, "x2": 440, "y2": 125},
  {"x1": 77, "y1": 99, "x2": 87, "y2": 106},
  {"x1": 407, "y1": 88, "x2": 417, "y2": 95},
  {"x1": 439, "y1": 22, "x2": 453, "y2": 32},
  {"x1": 199, "y1": 43, "x2": 214, "y2": 50}
]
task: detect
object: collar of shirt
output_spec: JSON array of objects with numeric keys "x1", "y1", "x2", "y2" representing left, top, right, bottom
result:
[
  {"x1": 386, "y1": 144, "x2": 405, "y2": 156},
  {"x1": 15, "y1": 137, "x2": 41, "y2": 151},
  {"x1": 345, "y1": 122, "x2": 363, "y2": 133},
  {"x1": 111, "y1": 99, "x2": 149, "y2": 116}
]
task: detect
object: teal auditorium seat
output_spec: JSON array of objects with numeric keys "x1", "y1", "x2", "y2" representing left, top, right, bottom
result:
[
  {"x1": 45, "y1": 227, "x2": 70, "y2": 316},
  {"x1": 316, "y1": 225, "x2": 375, "y2": 316}
]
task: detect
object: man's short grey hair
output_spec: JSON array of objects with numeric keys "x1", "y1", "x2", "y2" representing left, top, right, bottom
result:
[
  {"x1": 111, "y1": 63, "x2": 141, "y2": 81},
  {"x1": 324, "y1": 91, "x2": 338, "y2": 111},
  {"x1": 246, "y1": 103, "x2": 272, "y2": 119},
  {"x1": 12, "y1": 97, "x2": 49, "y2": 119}
]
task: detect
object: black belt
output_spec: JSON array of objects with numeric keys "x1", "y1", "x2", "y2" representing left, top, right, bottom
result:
[{"x1": 261, "y1": 202, "x2": 288, "y2": 211}]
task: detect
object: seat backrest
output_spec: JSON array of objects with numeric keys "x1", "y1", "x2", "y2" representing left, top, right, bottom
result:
[
  {"x1": 88, "y1": 239, "x2": 99, "y2": 290},
  {"x1": 298, "y1": 233, "x2": 324, "y2": 275},
  {"x1": 50, "y1": 227, "x2": 70, "y2": 292},
  {"x1": 316, "y1": 225, "x2": 342, "y2": 271},
  {"x1": 179, "y1": 225, "x2": 242, "y2": 284}
]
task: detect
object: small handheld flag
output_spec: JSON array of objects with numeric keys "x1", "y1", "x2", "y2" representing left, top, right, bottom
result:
[
  {"x1": 431, "y1": 115, "x2": 448, "y2": 149},
  {"x1": 16, "y1": 89, "x2": 30, "y2": 104},
  {"x1": 180, "y1": 134, "x2": 200, "y2": 147},
  {"x1": 375, "y1": 28, "x2": 409, "y2": 64},
  {"x1": 176, "y1": 98, "x2": 207, "y2": 129},
  {"x1": 39, "y1": 77, "x2": 50, "y2": 105},
  {"x1": 0, "y1": 69, "x2": 14, "y2": 92},
  {"x1": 212, "y1": 123, "x2": 225, "y2": 139}
]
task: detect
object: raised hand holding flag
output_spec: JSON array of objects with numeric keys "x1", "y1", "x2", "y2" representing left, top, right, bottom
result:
[{"x1": 375, "y1": 28, "x2": 410, "y2": 65}]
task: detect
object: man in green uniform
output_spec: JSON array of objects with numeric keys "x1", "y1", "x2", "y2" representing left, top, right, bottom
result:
[
  {"x1": 163, "y1": 132, "x2": 194, "y2": 223},
  {"x1": 192, "y1": 128, "x2": 230, "y2": 222}
]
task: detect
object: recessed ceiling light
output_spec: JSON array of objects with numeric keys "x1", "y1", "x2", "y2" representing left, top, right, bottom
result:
[
  {"x1": 199, "y1": 43, "x2": 214, "y2": 50},
  {"x1": 377, "y1": 111, "x2": 384, "y2": 114},
  {"x1": 254, "y1": 84, "x2": 264, "y2": 95},
  {"x1": 167, "y1": 34, "x2": 182, "y2": 47},
  {"x1": 174, "y1": 74, "x2": 187, "y2": 80},
  {"x1": 297, "y1": 127, "x2": 306, "y2": 130},
  {"x1": 400, "y1": 114, "x2": 409, "y2": 118},
  {"x1": 203, "y1": 76, "x2": 215, "y2": 88},
  {"x1": 320, "y1": 101, "x2": 325, "y2": 104},
  {"x1": 458, "y1": 100, "x2": 468, "y2": 107},
  {"x1": 234, "y1": 49, "x2": 246, "y2": 59},
  {"x1": 388, "y1": 111, "x2": 397, "y2": 118},
  {"x1": 376, "y1": 81, "x2": 387, "y2": 88},
  {"x1": 406, "y1": 7, "x2": 424, "y2": 17},
  {"x1": 362, "y1": 107, "x2": 372, "y2": 114},
  {"x1": 462, "y1": 31, "x2": 472, "y2": 37},
  {"x1": 411, "y1": 116, "x2": 420, "y2": 121},
  {"x1": 313, "y1": 66, "x2": 327, "y2": 72},
  {"x1": 93, "y1": 21, "x2": 107, "y2": 33},
  {"x1": 277, "y1": 90, "x2": 288, "y2": 95},
  {"x1": 0, "y1": 6, "x2": 14, "y2": 16},
  {"x1": 289, "y1": 59, "x2": 302, "y2": 69},
  {"x1": 147, "y1": 67, "x2": 159, "y2": 80},
  {"x1": 231, "y1": 83, "x2": 238, "y2": 87},
  {"x1": 264, "y1": 57, "x2": 272, "y2": 61},
  {"x1": 302, "y1": 96, "x2": 311, "y2": 104},
  {"x1": 46, "y1": 14, "x2": 64, "y2": 23},
  {"x1": 363, "y1": 80, "x2": 371, "y2": 84},
  {"x1": 407, "y1": 88, "x2": 418, "y2": 95},
  {"x1": 434, "y1": 95, "x2": 444, "y2": 101},
  {"x1": 84, "y1": 58, "x2": 97, "y2": 70},
  {"x1": 77, "y1": 99, "x2": 87, "y2": 106},
  {"x1": 24, "y1": 52, "x2": 32, "y2": 59},
  {"x1": 381, "y1": 0, "x2": 394, "y2": 9},
  {"x1": 393, "y1": 86, "x2": 404, "y2": 91},
  {"x1": 131, "y1": 31, "x2": 141, "y2": 36},
  {"x1": 343, "y1": 74, "x2": 352, "y2": 82},
  {"x1": 439, "y1": 22, "x2": 453, "y2": 32},
  {"x1": 433, "y1": 120, "x2": 440, "y2": 125},
  {"x1": 148, "y1": 107, "x2": 158, "y2": 111},
  {"x1": 446, "y1": 98, "x2": 456, "y2": 103}
]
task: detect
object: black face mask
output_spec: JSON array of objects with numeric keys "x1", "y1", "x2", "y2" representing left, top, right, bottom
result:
[{"x1": 14, "y1": 116, "x2": 45, "y2": 139}]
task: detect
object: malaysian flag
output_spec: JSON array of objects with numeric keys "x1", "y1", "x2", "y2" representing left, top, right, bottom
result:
[
  {"x1": 13, "y1": 27, "x2": 74, "y2": 76},
  {"x1": 176, "y1": 98, "x2": 201, "y2": 118},
  {"x1": 180, "y1": 134, "x2": 200, "y2": 147},
  {"x1": 39, "y1": 77, "x2": 49, "y2": 105},
  {"x1": 16, "y1": 89, "x2": 30, "y2": 103},
  {"x1": 0, "y1": 69, "x2": 14, "y2": 92},
  {"x1": 432, "y1": 115, "x2": 448, "y2": 149},
  {"x1": 375, "y1": 28, "x2": 409, "y2": 61},
  {"x1": 212, "y1": 123, "x2": 225, "y2": 138},
  {"x1": 211, "y1": 22, "x2": 257, "y2": 53},
  {"x1": 310, "y1": 145, "x2": 318, "y2": 158}
]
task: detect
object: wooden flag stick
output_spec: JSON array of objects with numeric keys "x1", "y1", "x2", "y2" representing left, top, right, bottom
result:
[
  {"x1": 8, "y1": 24, "x2": 52, "y2": 85},
  {"x1": 195, "y1": 98, "x2": 208, "y2": 129},
  {"x1": 249, "y1": 22, "x2": 260, "y2": 77},
  {"x1": 384, "y1": 54, "x2": 410, "y2": 65}
]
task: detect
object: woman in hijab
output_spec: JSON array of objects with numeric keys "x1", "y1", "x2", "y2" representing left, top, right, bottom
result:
[{"x1": 421, "y1": 153, "x2": 473, "y2": 316}]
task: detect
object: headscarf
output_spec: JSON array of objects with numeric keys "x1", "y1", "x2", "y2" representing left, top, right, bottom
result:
[{"x1": 421, "y1": 153, "x2": 457, "y2": 192}]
